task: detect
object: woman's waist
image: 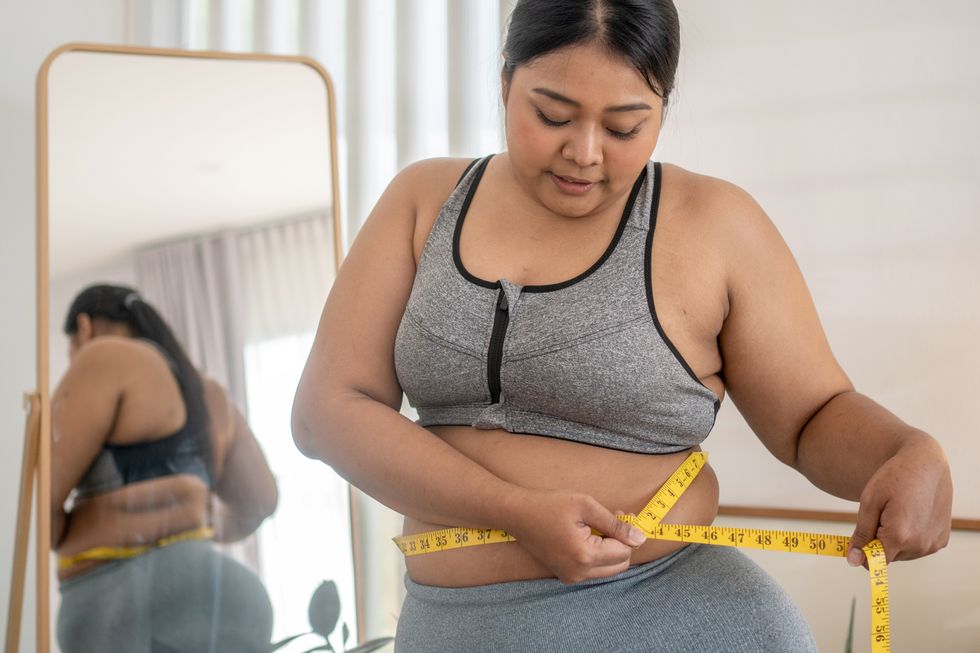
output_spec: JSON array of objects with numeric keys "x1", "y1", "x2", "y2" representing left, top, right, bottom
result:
[
  {"x1": 403, "y1": 425, "x2": 719, "y2": 587},
  {"x1": 56, "y1": 492, "x2": 210, "y2": 581},
  {"x1": 57, "y1": 536, "x2": 217, "y2": 587}
]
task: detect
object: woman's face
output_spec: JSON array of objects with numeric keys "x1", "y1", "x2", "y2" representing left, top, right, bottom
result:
[{"x1": 502, "y1": 40, "x2": 664, "y2": 220}]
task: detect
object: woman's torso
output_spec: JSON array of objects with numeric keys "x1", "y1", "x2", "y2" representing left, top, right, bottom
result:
[
  {"x1": 401, "y1": 155, "x2": 730, "y2": 587},
  {"x1": 57, "y1": 341, "x2": 231, "y2": 580}
]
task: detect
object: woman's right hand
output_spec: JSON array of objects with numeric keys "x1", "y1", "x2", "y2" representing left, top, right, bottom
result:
[{"x1": 505, "y1": 488, "x2": 647, "y2": 584}]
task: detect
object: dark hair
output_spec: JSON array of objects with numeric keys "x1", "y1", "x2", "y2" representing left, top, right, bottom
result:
[
  {"x1": 64, "y1": 283, "x2": 212, "y2": 472},
  {"x1": 502, "y1": 0, "x2": 680, "y2": 108}
]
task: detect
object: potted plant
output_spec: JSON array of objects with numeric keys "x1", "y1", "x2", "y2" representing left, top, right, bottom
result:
[{"x1": 269, "y1": 581, "x2": 393, "y2": 653}]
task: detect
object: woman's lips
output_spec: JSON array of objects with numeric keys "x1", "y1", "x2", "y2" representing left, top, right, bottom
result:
[{"x1": 550, "y1": 172, "x2": 598, "y2": 196}]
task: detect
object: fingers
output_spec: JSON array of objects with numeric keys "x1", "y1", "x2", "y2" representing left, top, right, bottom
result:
[
  {"x1": 585, "y1": 501, "x2": 646, "y2": 548},
  {"x1": 560, "y1": 559, "x2": 632, "y2": 585},
  {"x1": 845, "y1": 439, "x2": 954, "y2": 568},
  {"x1": 848, "y1": 494, "x2": 883, "y2": 567},
  {"x1": 545, "y1": 499, "x2": 646, "y2": 583},
  {"x1": 553, "y1": 536, "x2": 635, "y2": 584},
  {"x1": 516, "y1": 493, "x2": 651, "y2": 584},
  {"x1": 870, "y1": 508, "x2": 951, "y2": 564}
]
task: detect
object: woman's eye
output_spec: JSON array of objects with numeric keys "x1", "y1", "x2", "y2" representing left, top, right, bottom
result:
[
  {"x1": 607, "y1": 127, "x2": 640, "y2": 141},
  {"x1": 536, "y1": 108, "x2": 641, "y2": 141},
  {"x1": 535, "y1": 109, "x2": 569, "y2": 127}
]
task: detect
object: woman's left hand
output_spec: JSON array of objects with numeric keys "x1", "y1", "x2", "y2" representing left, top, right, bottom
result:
[{"x1": 847, "y1": 436, "x2": 952, "y2": 566}]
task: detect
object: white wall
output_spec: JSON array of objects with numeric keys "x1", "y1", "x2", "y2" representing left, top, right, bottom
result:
[
  {"x1": 660, "y1": 0, "x2": 980, "y2": 518},
  {"x1": 656, "y1": 2, "x2": 980, "y2": 651},
  {"x1": 0, "y1": 1, "x2": 128, "y2": 651}
]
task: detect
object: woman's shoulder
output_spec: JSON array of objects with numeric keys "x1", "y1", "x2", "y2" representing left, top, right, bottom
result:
[
  {"x1": 59, "y1": 337, "x2": 176, "y2": 402},
  {"x1": 393, "y1": 156, "x2": 485, "y2": 262},
  {"x1": 660, "y1": 163, "x2": 764, "y2": 218},
  {"x1": 73, "y1": 336, "x2": 170, "y2": 372},
  {"x1": 659, "y1": 162, "x2": 780, "y2": 248},
  {"x1": 394, "y1": 156, "x2": 481, "y2": 205}
]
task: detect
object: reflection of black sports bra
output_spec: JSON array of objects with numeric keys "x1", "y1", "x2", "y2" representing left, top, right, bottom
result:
[{"x1": 72, "y1": 340, "x2": 212, "y2": 500}]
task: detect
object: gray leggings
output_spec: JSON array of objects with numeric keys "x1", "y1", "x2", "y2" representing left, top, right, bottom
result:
[
  {"x1": 396, "y1": 544, "x2": 818, "y2": 652},
  {"x1": 58, "y1": 540, "x2": 273, "y2": 653}
]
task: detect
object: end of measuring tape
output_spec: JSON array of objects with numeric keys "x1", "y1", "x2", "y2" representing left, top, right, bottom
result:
[{"x1": 862, "y1": 539, "x2": 890, "y2": 652}]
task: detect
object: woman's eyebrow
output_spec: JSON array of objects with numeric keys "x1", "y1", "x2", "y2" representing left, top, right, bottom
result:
[{"x1": 531, "y1": 87, "x2": 652, "y2": 112}]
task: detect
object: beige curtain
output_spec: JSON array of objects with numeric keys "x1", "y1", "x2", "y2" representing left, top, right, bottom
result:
[
  {"x1": 135, "y1": 210, "x2": 334, "y2": 397},
  {"x1": 136, "y1": 234, "x2": 249, "y2": 409}
]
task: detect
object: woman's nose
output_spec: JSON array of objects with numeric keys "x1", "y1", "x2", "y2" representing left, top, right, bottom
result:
[{"x1": 561, "y1": 125, "x2": 603, "y2": 168}]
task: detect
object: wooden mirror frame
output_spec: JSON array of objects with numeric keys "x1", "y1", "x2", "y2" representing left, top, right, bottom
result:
[{"x1": 7, "y1": 42, "x2": 350, "y2": 653}]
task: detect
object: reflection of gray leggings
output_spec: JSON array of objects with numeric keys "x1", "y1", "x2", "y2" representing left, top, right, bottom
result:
[
  {"x1": 58, "y1": 540, "x2": 273, "y2": 653},
  {"x1": 396, "y1": 544, "x2": 818, "y2": 652}
]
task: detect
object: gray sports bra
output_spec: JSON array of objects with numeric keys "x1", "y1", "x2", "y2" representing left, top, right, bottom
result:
[{"x1": 394, "y1": 156, "x2": 720, "y2": 454}]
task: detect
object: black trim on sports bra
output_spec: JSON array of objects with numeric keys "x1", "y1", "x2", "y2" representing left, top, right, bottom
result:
[
  {"x1": 644, "y1": 162, "x2": 722, "y2": 414},
  {"x1": 455, "y1": 157, "x2": 481, "y2": 188},
  {"x1": 452, "y1": 156, "x2": 648, "y2": 294},
  {"x1": 452, "y1": 156, "x2": 497, "y2": 289}
]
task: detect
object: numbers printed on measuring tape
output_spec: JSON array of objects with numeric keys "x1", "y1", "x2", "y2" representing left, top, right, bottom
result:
[
  {"x1": 390, "y1": 451, "x2": 891, "y2": 652},
  {"x1": 641, "y1": 523, "x2": 851, "y2": 558},
  {"x1": 394, "y1": 527, "x2": 517, "y2": 555}
]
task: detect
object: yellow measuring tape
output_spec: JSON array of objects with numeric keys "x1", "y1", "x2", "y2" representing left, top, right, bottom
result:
[
  {"x1": 58, "y1": 525, "x2": 215, "y2": 571},
  {"x1": 394, "y1": 452, "x2": 890, "y2": 652}
]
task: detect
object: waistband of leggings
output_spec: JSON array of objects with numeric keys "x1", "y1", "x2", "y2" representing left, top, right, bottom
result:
[{"x1": 404, "y1": 543, "x2": 698, "y2": 607}]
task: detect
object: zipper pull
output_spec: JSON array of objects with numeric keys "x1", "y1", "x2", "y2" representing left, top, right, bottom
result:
[{"x1": 498, "y1": 289, "x2": 509, "y2": 312}]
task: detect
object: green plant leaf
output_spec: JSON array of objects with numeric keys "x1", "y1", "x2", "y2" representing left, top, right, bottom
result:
[
  {"x1": 300, "y1": 644, "x2": 334, "y2": 653},
  {"x1": 309, "y1": 580, "x2": 342, "y2": 639},
  {"x1": 345, "y1": 636, "x2": 394, "y2": 653},
  {"x1": 267, "y1": 632, "x2": 314, "y2": 652},
  {"x1": 844, "y1": 596, "x2": 856, "y2": 653}
]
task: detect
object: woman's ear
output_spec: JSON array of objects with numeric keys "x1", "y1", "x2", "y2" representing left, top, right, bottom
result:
[
  {"x1": 75, "y1": 313, "x2": 94, "y2": 343},
  {"x1": 500, "y1": 62, "x2": 510, "y2": 106}
]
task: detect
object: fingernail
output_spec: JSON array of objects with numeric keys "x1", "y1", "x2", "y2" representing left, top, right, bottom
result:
[
  {"x1": 847, "y1": 548, "x2": 864, "y2": 567},
  {"x1": 628, "y1": 526, "x2": 646, "y2": 546}
]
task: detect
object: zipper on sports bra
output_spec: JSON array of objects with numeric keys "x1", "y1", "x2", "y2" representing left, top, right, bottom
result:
[{"x1": 487, "y1": 285, "x2": 510, "y2": 404}]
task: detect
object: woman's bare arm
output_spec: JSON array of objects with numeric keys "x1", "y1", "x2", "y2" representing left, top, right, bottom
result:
[
  {"x1": 51, "y1": 339, "x2": 128, "y2": 546},
  {"x1": 292, "y1": 159, "x2": 645, "y2": 583},
  {"x1": 712, "y1": 177, "x2": 951, "y2": 564},
  {"x1": 208, "y1": 381, "x2": 279, "y2": 542}
]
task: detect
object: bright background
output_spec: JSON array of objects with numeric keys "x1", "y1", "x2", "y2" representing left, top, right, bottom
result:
[{"x1": 2, "y1": 1, "x2": 978, "y2": 651}]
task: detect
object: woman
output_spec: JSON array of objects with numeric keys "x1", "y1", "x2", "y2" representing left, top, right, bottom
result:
[
  {"x1": 53, "y1": 284, "x2": 278, "y2": 653},
  {"x1": 292, "y1": 1, "x2": 952, "y2": 650}
]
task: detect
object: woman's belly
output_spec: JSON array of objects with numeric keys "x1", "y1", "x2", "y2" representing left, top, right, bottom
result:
[{"x1": 403, "y1": 425, "x2": 720, "y2": 587}]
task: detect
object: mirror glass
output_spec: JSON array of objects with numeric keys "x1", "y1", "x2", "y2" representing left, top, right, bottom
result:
[{"x1": 44, "y1": 47, "x2": 354, "y2": 653}]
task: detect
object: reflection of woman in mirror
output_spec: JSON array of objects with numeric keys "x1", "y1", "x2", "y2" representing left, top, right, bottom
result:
[
  {"x1": 293, "y1": 0, "x2": 952, "y2": 649},
  {"x1": 53, "y1": 284, "x2": 277, "y2": 653}
]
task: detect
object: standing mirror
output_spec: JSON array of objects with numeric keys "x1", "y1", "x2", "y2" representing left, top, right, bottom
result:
[{"x1": 28, "y1": 43, "x2": 354, "y2": 653}]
